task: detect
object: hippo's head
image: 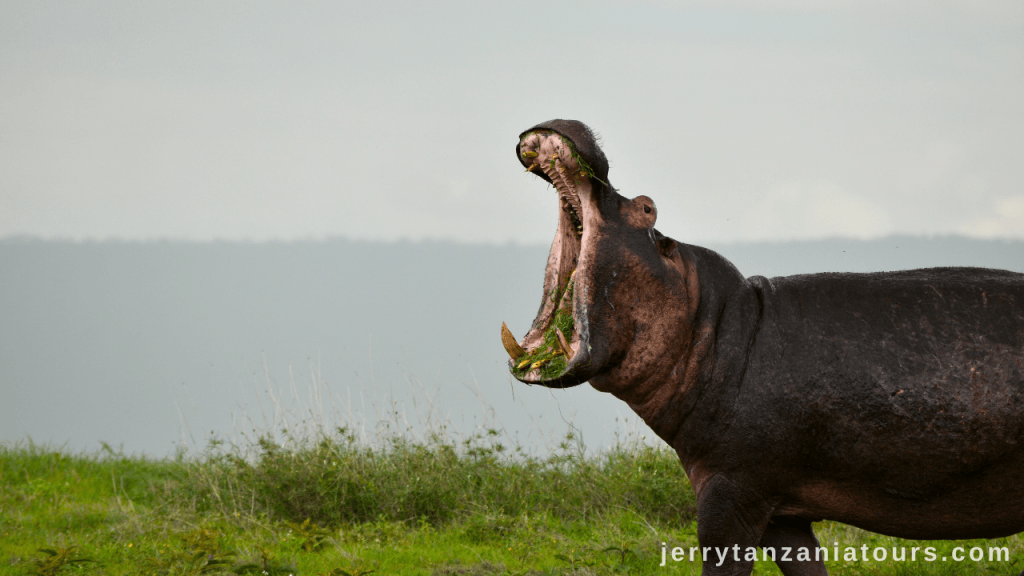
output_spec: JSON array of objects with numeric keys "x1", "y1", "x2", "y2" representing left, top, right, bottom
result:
[{"x1": 501, "y1": 120, "x2": 699, "y2": 400}]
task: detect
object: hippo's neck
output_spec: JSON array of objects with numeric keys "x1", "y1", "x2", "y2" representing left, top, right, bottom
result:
[{"x1": 631, "y1": 243, "x2": 764, "y2": 463}]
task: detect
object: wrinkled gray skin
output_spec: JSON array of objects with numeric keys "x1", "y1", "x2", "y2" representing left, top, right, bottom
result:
[{"x1": 501, "y1": 119, "x2": 1024, "y2": 576}]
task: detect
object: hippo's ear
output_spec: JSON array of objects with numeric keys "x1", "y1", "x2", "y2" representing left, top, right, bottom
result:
[
  {"x1": 654, "y1": 229, "x2": 678, "y2": 258},
  {"x1": 518, "y1": 119, "x2": 609, "y2": 184}
]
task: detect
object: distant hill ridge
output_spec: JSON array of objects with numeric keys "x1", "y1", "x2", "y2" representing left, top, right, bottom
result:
[{"x1": 1, "y1": 234, "x2": 1022, "y2": 456}]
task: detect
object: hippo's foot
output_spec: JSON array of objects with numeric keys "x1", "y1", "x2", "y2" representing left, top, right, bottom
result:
[
  {"x1": 501, "y1": 128, "x2": 593, "y2": 385},
  {"x1": 759, "y1": 517, "x2": 828, "y2": 576}
]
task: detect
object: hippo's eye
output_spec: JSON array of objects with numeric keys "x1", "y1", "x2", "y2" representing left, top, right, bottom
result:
[{"x1": 644, "y1": 205, "x2": 652, "y2": 214}]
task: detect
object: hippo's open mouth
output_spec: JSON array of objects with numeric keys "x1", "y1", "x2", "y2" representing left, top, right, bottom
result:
[{"x1": 501, "y1": 128, "x2": 598, "y2": 385}]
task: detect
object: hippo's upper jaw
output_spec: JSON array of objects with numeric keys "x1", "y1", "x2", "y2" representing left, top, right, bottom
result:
[{"x1": 501, "y1": 120, "x2": 665, "y2": 389}]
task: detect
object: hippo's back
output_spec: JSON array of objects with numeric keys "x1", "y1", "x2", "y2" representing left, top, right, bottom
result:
[{"x1": 767, "y1": 266, "x2": 1024, "y2": 347}]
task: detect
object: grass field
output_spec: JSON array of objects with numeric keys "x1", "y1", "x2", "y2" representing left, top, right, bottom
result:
[{"x1": 3, "y1": 423, "x2": 1023, "y2": 575}]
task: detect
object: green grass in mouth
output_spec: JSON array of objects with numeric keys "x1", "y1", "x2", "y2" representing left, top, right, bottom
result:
[{"x1": 513, "y1": 279, "x2": 576, "y2": 380}]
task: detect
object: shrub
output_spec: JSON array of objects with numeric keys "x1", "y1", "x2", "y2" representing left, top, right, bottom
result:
[{"x1": 181, "y1": 427, "x2": 696, "y2": 528}]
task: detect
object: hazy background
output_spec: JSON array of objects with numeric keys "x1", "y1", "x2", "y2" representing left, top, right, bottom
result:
[
  {"x1": 1, "y1": 1, "x2": 1022, "y2": 455},
  {"x1": 5, "y1": 237, "x2": 1024, "y2": 458}
]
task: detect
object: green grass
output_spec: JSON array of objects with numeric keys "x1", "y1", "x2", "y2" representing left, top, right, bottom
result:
[
  {"x1": 2, "y1": 428, "x2": 1023, "y2": 575},
  {"x1": 512, "y1": 280, "x2": 576, "y2": 380}
]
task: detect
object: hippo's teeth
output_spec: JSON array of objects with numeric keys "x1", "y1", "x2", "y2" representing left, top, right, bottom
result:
[
  {"x1": 517, "y1": 358, "x2": 532, "y2": 369},
  {"x1": 522, "y1": 150, "x2": 538, "y2": 158},
  {"x1": 555, "y1": 327, "x2": 573, "y2": 359},
  {"x1": 525, "y1": 163, "x2": 539, "y2": 173},
  {"x1": 501, "y1": 322, "x2": 528, "y2": 360}
]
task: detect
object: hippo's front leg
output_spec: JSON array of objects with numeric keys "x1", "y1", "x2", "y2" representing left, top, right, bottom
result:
[
  {"x1": 695, "y1": 476, "x2": 775, "y2": 576},
  {"x1": 758, "y1": 517, "x2": 828, "y2": 576}
]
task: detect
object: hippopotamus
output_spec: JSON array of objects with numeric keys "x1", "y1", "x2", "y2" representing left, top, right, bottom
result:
[{"x1": 499, "y1": 119, "x2": 1024, "y2": 576}]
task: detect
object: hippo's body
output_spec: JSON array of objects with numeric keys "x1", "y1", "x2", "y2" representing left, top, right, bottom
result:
[{"x1": 500, "y1": 119, "x2": 1024, "y2": 575}]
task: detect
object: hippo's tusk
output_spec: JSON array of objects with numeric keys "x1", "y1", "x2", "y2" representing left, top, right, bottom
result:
[
  {"x1": 525, "y1": 163, "x2": 539, "y2": 173},
  {"x1": 502, "y1": 322, "x2": 527, "y2": 360},
  {"x1": 522, "y1": 150, "x2": 538, "y2": 158},
  {"x1": 555, "y1": 327, "x2": 573, "y2": 360}
]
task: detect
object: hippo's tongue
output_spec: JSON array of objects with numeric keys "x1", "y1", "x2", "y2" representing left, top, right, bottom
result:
[{"x1": 501, "y1": 130, "x2": 594, "y2": 382}]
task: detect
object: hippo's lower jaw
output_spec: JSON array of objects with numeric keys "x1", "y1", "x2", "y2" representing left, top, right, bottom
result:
[{"x1": 500, "y1": 129, "x2": 598, "y2": 387}]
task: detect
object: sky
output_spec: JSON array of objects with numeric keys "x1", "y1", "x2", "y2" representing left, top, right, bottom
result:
[{"x1": 1, "y1": 1, "x2": 1022, "y2": 245}]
